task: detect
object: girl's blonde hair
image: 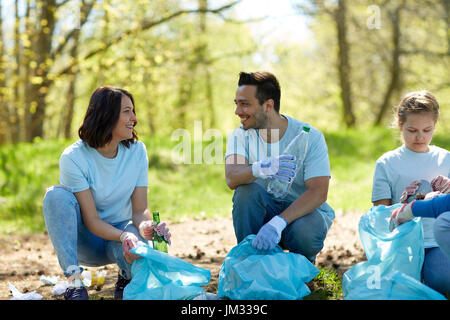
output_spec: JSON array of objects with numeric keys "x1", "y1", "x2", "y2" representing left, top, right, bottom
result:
[{"x1": 395, "y1": 90, "x2": 440, "y2": 126}]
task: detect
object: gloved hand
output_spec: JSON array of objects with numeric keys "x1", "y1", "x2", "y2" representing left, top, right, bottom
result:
[
  {"x1": 120, "y1": 231, "x2": 142, "y2": 264},
  {"x1": 251, "y1": 155, "x2": 297, "y2": 182},
  {"x1": 399, "y1": 180, "x2": 421, "y2": 203},
  {"x1": 252, "y1": 215, "x2": 288, "y2": 251},
  {"x1": 139, "y1": 220, "x2": 156, "y2": 240},
  {"x1": 154, "y1": 222, "x2": 172, "y2": 245},
  {"x1": 431, "y1": 175, "x2": 450, "y2": 194},
  {"x1": 389, "y1": 201, "x2": 415, "y2": 232}
]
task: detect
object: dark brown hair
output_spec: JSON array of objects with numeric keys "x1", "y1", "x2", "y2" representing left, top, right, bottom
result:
[
  {"x1": 238, "y1": 71, "x2": 281, "y2": 113},
  {"x1": 78, "y1": 86, "x2": 138, "y2": 148}
]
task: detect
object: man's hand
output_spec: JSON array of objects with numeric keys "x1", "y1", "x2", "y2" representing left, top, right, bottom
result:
[
  {"x1": 120, "y1": 232, "x2": 142, "y2": 264},
  {"x1": 399, "y1": 180, "x2": 421, "y2": 203},
  {"x1": 431, "y1": 175, "x2": 450, "y2": 194},
  {"x1": 389, "y1": 201, "x2": 415, "y2": 232},
  {"x1": 251, "y1": 155, "x2": 297, "y2": 182},
  {"x1": 252, "y1": 215, "x2": 288, "y2": 251}
]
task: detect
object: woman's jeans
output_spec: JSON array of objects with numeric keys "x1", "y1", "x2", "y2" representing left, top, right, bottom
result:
[
  {"x1": 232, "y1": 183, "x2": 331, "y2": 262},
  {"x1": 43, "y1": 185, "x2": 147, "y2": 280}
]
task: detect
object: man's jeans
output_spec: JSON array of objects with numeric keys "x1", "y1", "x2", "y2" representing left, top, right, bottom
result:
[
  {"x1": 42, "y1": 185, "x2": 147, "y2": 280},
  {"x1": 232, "y1": 182, "x2": 331, "y2": 262}
]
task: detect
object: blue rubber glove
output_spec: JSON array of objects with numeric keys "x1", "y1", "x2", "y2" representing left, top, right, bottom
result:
[
  {"x1": 251, "y1": 155, "x2": 297, "y2": 182},
  {"x1": 252, "y1": 215, "x2": 288, "y2": 251}
]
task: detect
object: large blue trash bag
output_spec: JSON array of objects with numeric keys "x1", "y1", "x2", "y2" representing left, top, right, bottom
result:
[
  {"x1": 217, "y1": 235, "x2": 319, "y2": 300},
  {"x1": 123, "y1": 242, "x2": 211, "y2": 300},
  {"x1": 344, "y1": 270, "x2": 446, "y2": 300},
  {"x1": 343, "y1": 204, "x2": 446, "y2": 300}
]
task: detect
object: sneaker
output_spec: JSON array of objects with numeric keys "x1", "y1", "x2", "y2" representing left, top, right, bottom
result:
[
  {"x1": 64, "y1": 286, "x2": 89, "y2": 300},
  {"x1": 114, "y1": 273, "x2": 131, "y2": 300}
]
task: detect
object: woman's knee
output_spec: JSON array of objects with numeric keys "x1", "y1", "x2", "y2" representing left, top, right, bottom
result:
[{"x1": 43, "y1": 185, "x2": 78, "y2": 217}]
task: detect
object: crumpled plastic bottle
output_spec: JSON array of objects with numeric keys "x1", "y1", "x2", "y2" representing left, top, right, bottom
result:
[{"x1": 267, "y1": 126, "x2": 310, "y2": 198}]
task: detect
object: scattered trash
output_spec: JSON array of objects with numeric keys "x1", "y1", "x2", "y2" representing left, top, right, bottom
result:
[
  {"x1": 81, "y1": 270, "x2": 106, "y2": 289},
  {"x1": 39, "y1": 275, "x2": 59, "y2": 286},
  {"x1": 51, "y1": 281, "x2": 69, "y2": 295},
  {"x1": 8, "y1": 282, "x2": 43, "y2": 300}
]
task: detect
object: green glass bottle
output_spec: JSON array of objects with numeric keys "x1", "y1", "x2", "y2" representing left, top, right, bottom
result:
[{"x1": 152, "y1": 211, "x2": 168, "y2": 253}]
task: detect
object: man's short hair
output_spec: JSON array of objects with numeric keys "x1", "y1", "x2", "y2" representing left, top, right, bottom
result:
[
  {"x1": 78, "y1": 86, "x2": 138, "y2": 149},
  {"x1": 238, "y1": 71, "x2": 281, "y2": 113}
]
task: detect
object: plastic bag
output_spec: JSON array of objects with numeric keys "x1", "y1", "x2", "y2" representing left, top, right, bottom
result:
[
  {"x1": 217, "y1": 235, "x2": 319, "y2": 300},
  {"x1": 123, "y1": 242, "x2": 211, "y2": 300},
  {"x1": 343, "y1": 204, "x2": 445, "y2": 300},
  {"x1": 344, "y1": 270, "x2": 445, "y2": 300}
]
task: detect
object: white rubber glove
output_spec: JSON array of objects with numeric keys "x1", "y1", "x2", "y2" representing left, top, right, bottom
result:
[
  {"x1": 431, "y1": 175, "x2": 450, "y2": 194},
  {"x1": 120, "y1": 231, "x2": 141, "y2": 264},
  {"x1": 389, "y1": 201, "x2": 415, "y2": 232},
  {"x1": 252, "y1": 215, "x2": 288, "y2": 251},
  {"x1": 251, "y1": 155, "x2": 297, "y2": 182}
]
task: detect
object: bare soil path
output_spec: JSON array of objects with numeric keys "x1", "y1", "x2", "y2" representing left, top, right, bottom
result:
[{"x1": 0, "y1": 210, "x2": 365, "y2": 300}]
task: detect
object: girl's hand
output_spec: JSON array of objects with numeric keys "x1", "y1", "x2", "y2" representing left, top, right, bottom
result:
[
  {"x1": 431, "y1": 175, "x2": 450, "y2": 194},
  {"x1": 399, "y1": 180, "x2": 421, "y2": 203}
]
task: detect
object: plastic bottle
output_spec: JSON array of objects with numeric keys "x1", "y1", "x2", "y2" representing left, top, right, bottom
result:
[
  {"x1": 152, "y1": 211, "x2": 168, "y2": 253},
  {"x1": 267, "y1": 126, "x2": 310, "y2": 199}
]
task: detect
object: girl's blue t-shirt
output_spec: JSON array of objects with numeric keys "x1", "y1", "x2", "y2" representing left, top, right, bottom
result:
[
  {"x1": 372, "y1": 144, "x2": 450, "y2": 248},
  {"x1": 59, "y1": 140, "x2": 149, "y2": 224}
]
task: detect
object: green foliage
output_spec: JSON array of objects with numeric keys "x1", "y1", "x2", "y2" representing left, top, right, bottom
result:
[{"x1": 305, "y1": 267, "x2": 343, "y2": 300}]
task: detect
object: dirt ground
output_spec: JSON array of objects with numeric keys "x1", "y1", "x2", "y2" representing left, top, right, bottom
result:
[{"x1": 0, "y1": 210, "x2": 366, "y2": 300}]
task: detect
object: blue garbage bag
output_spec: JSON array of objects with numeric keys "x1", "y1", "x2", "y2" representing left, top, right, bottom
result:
[
  {"x1": 344, "y1": 270, "x2": 446, "y2": 300},
  {"x1": 123, "y1": 242, "x2": 211, "y2": 300},
  {"x1": 217, "y1": 235, "x2": 319, "y2": 300},
  {"x1": 343, "y1": 204, "x2": 445, "y2": 300}
]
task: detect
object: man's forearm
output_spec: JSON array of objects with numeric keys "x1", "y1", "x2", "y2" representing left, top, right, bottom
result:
[
  {"x1": 225, "y1": 164, "x2": 256, "y2": 190},
  {"x1": 279, "y1": 178, "x2": 329, "y2": 224}
]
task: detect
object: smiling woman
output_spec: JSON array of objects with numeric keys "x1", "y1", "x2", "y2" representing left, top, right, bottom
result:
[{"x1": 42, "y1": 86, "x2": 172, "y2": 300}]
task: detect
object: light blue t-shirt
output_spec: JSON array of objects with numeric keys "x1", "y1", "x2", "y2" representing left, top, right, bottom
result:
[
  {"x1": 225, "y1": 115, "x2": 335, "y2": 223},
  {"x1": 59, "y1": 140, "x2": 149, "y2": 224},
  {"x1": 372, "y1": 144, "x2": 450, "y2": 248}
]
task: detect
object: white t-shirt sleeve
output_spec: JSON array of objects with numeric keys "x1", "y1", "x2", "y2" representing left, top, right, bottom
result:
[
  {"x1": 59, "y1": 154, "x2": 89, "y2": 193},
  {"x1": 371, "y1": 159, "x2": 392, "y2": 202},
  {"x1": 303, "y1": 131, "x2": 331, "y2": 181}
]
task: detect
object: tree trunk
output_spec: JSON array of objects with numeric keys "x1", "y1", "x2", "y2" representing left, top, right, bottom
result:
[
  {"x1": 11, "y1": 0, "x2": 21, "y2": 143},
  {"x1": 335, "y1": 0, "x2": 356, "y2": 128},
  {"x1": 374, "y1": 5, "x2": 402, "y2": 126},
  {"x1": 0, "y1": 1, "x2": 8, "y2": 145},
  {"x1": 27, "y1": 0, "x2": 57, "y2": 141},
  {"x1": 64, "y1": 30, "x2": 80, "y2": 139}
]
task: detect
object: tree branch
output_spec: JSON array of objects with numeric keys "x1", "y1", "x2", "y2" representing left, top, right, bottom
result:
[{"x1": 51, "y1": 0, "x2": 243, "y2": 79}]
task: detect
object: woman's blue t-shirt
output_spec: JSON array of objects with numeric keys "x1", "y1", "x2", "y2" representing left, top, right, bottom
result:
[{"x1": 59, "y1": 140, "x2": 149, "y2": 224}]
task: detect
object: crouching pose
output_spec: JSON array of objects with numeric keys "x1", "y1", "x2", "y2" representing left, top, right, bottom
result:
[{"x1": 43, "y1": 86, "x2": 170, "y2": 300}]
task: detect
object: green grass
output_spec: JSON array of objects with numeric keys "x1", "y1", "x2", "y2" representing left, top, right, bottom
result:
[{"x1": 305, "y1": 267, "x2": 343, "y2": 300}]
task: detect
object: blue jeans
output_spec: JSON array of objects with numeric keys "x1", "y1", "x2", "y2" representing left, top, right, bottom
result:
[
  {"x1": 42, "y1": 185, "x2": 147, "y2": 280},
  {"x1": 232, "y1": 183, "x2": 331, "y2": 262},
  {"x1": 421, "y1": 211, "x2": 450, "y2": 295}
]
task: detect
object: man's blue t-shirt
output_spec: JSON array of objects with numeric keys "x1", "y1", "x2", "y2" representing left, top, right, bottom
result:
[
  {"x1": 225, "y1": 115, "x2": 335, "y2": 223},
  {"x1": 59, "y1": 140, "x2": 149, "y2": 224}
]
